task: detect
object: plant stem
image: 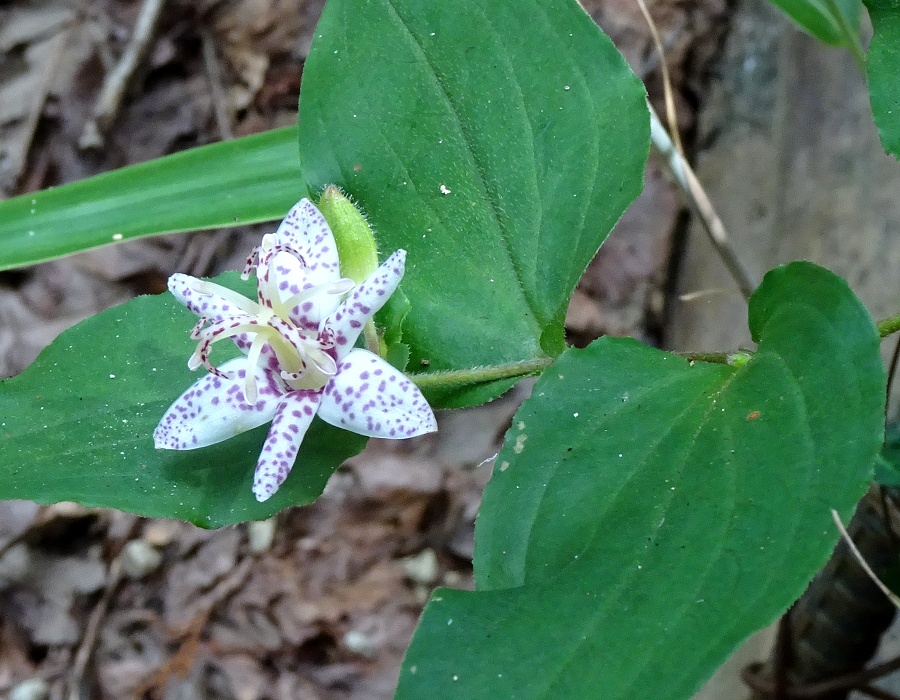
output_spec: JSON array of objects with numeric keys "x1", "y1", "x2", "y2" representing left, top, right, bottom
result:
[
  {"x1": 879, "y1": 314, "x2": 900, "y2": 338},
  {"x1": 408, "y1": 357, "x2": 554, "y2": 391},
  {"x1": 408, "y1": 312, "x2": 900, "y2": 394},
  {"x1": 677, "y1": 351, "x2": 731, "y2": 364}
]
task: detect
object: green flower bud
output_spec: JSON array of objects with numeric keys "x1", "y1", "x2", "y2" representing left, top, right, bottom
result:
[{"x1": 316, "y1": 185, "x2": 379, "y2": 284}]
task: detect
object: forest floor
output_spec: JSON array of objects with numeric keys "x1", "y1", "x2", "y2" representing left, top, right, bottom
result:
[{"x1": 0, "y1": 1, "x2": 730, "y2": 698}]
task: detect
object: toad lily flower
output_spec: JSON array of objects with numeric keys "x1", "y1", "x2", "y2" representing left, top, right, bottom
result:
[{"x1": 154, "y1": 199, "x2": 437, "y2": 502}]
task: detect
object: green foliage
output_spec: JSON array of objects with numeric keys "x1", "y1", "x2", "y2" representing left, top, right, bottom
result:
[
  {"x1": 398, "y1": 263, "x2": 885, "y2": 700},
  {"x1": 0, "y1": 127, "x2": 303, "y2": 271},
  {"x1": 0, "y1": 274, "x2": 366, "y2": 528},
  {"x1": 297, "y1": 0, "x2": 649, "y2": 407},
  {"x1": 865, "y1": 0, "x2": 900, "y2": 159},
  {"x1": 0, "y1": 0, "x2": 649, "y2": 525},
  {"x1": 0, "y1": 0, "x2": 894, "y2": 690},
  {"x1": 766, "y1": 0, "x2": 863, "y2": 48}
]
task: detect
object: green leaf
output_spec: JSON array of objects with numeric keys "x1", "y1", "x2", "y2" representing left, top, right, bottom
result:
[
  {"x1": 298, "y1": 0, "x2": 649, "y2": 407},
  {"x1": 398, "y1": 262, "x2": 885, "y2": 700},
  {"x1": 0, "y1": 127, "x2": 303, "y2": 271},
  {"x1": 766, "y1": 0, "x2": 862, "y2": 47},
  {"x1": 865, "y1": 0, "x2": 900, "y2": 159},
  {"x1": 0, "y1": 273, "x2": 366, "y2": 528}
]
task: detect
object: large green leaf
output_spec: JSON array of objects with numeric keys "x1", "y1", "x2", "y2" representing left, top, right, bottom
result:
[
  {"x1": 298, "y1": 0, "x2": 649, "y2": 407},
  {"x1": 766, "y1": 0, "x2": 862, "y2": 47},
  {"x1": 866, "y1": 0, "x2": 900, "y2": 159},
  {"x1": 0, "y1": 127, "x2": 302, "y2": 271},
  {"x1": 0, "y1": 273, "x2": 365, "y2": 527},
  {"x1": 398, "y1": 263, "x2": 885, "y2": 700}
]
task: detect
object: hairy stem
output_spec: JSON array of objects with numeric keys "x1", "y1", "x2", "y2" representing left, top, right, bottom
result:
[
  {"x1": 677, "y1": 351, "x2": 732, "y2": 364},
  {"x1": 408, "y1": 357, "x2": 554, "y2": 391},
  {"x1": 879, "y1": 314, "x2": 900, "y2": 339},
  {"x1": 407, "y1": 311, "x2": 900, "y2": 394}
]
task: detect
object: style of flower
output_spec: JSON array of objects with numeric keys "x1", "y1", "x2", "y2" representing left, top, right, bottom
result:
[{"x1": 154, "y1": 199, "x2": 437, "y2": 502}]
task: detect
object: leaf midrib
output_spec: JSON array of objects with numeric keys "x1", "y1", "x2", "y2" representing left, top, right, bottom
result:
[{"x1": 381, "y1": 0, "x2": 546, "y2": 338}]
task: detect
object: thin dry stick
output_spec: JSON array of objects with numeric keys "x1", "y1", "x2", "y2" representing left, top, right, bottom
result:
[
  {"x1": 5, "y1": 24, "x2": 73, "y2": 189},
  {"x1": 200, "y1": 29, "x2": 234, "y2": 141},
  {"x1": 634, "y1": 0, "x2": 683, "y2": 157},
  {"x1": 678, "y1": 287, "x2": 739, "y2": 302},
  {"x1": 66, "y1": 515, "x2": 141, "y2": 700},
  {"x1": 80, "y1": 0, "x2": 167, "y2": 148},
  {"x1": 831, "y1": 508, "x2": 900, "y2": 608},
  {"x1": 633, "y1": 0, "x2": 757, "y2": 300},
  {"x1": 648, "y1": 104, "x2": 757, "y2": 300}
]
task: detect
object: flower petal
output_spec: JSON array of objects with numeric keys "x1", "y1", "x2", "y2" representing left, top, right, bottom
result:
[
  {"x1": 269, "y1": 250, "x2": 343, "y2": 331},
  {"x1": 154, "y1": 358, "x2": 284, "y2": 450},
  {"x1": 168, "y1": 273, "x2": 263, "y2": 354},
  {"x1": 168, "y1": 273, "x2": 259, "y2": 323},
  {"x1": 273, "y1": 199, "x2": 341, "y2": 286},
  {"x1": 326, "y1": 250, "x2": 406, "y2": 356},
  {"x1": 317, "y1": 349, "x2": 437, "y2": 439},
  {"x1": 252, "y1": 390, "x2": 321, "y2": 502}
]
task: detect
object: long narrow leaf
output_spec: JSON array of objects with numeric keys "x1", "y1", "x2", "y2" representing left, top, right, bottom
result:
[{"x1": 0, "y1": 126, "x2": 303, "y2": 271}]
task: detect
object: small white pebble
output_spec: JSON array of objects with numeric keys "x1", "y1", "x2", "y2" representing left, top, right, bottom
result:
[
  {"x1": 247, "y1": 517, "x2": 277, "y2": 552},
  {"x1": 112, "y1": 233, "x2": 123, "y2": 241},
  {"x1": 142, "y1": 519, "x2": 179, "y2": 547},
  {"x1": 343, "y1": 630, "x2": 377, "y2": 658},
  {"x1": 10, "y1": 678, "x2": 49, "y2": 700},
  {"x1": 400, "y1": 548, "x2": 439, "y2": 585},
  {"x1": 443, "y1": 570, "x2": 464, "y2": 587},
  {"x1": 121, "y1": 539, "x2": 163, "y2": 579}
]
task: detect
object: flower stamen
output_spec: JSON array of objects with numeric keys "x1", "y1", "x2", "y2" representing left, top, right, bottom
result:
[{"x1": 282, "y1": 278, "x2": 355, "y2": 317}]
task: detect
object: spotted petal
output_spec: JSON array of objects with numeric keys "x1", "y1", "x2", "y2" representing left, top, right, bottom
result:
[
  {"x1": 268, "y1": 250, "x2": 345, "y2": 331},
  {"x1": 317, "y1": 349, "x2": 437, "y2": 439},
  {"x1": 168, "y1": 273, "x2": 259, "y2": 324},
  {"x1": 273, "y1": 199, "x2": 341, "y2": 287},
  {"x1": 327, "y1": 250, "x2": 406, "y2": 357},
  {"x1": 252, "y1": 390, "x2": 321, "y2": 502},
  {"x1": 154, "y1": 358, "x2": 285, "y2": 450}
]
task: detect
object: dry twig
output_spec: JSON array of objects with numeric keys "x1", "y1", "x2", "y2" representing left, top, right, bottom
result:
[
  {"x1": 65, "y1": 515, "x2": 142, "y2": 700},
  {"x1": 2, "y1": 22, "x2": 73, "y2": 192},
  {"x1": 648, "y1": 104, "x2": 757, "y2": 300},
  {"x1": 634, "y1": 0, "x2": 757, "y2": 299},
  {"x1": 831, "y1": 508, "x2": 900, "y2": 608},
  {"x1": 200, "y1": 29, "x2": 234, "y2": 141},
  {"x1": 80, "y1": 0, "x2": 167, "y2": 148},
  {"x1": 634, "y1": 0, "x2": 683, "y2": 157}
]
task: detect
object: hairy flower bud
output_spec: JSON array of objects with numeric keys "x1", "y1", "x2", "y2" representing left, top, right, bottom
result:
[{"x1": 317, "y1": 185, "x2": 380, "y2": 285}]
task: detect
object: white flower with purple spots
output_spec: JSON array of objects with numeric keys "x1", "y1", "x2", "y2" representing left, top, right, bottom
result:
[{"x1": 154, "y1": 198, "x2": 437, "y2": 502}]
